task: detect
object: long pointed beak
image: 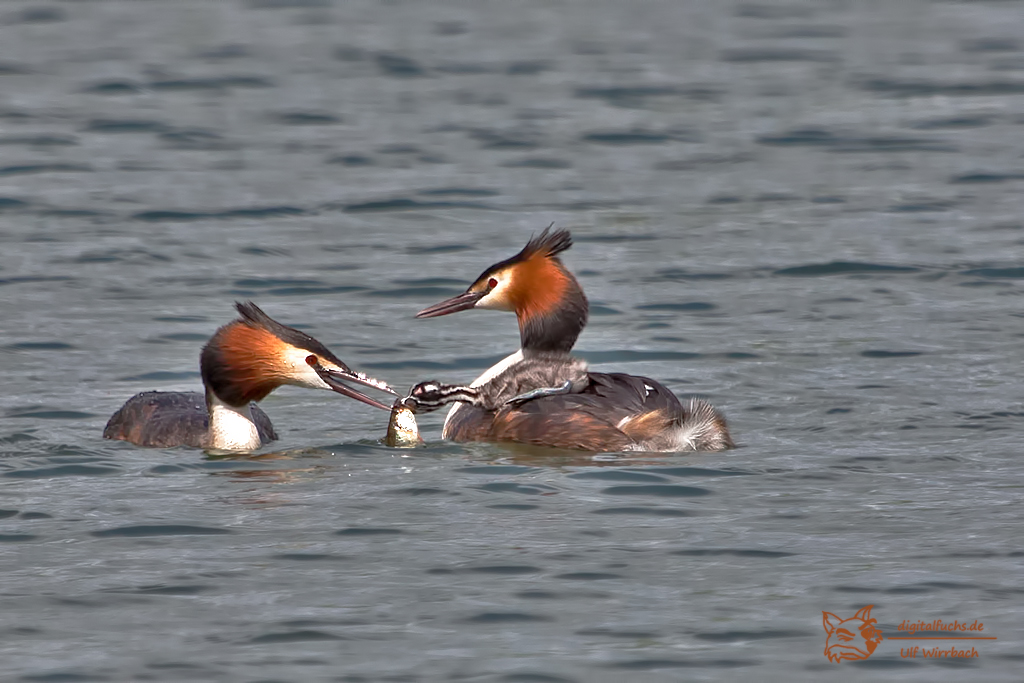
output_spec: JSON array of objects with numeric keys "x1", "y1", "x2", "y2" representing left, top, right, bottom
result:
[
  {"x1": 313, "y1": 363, "x2": 397, "y2": 411},
  {"x1": 415, "y1": 290, "x2": 486, "y2": 318}
]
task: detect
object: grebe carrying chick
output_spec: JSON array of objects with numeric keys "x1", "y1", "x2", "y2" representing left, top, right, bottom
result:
[
  {"x1": 104, "y1": 301, "x2": 396, "y2": 451},
  {"x1": 408, "y1": 228, "x2": 733, "y2": 452}
]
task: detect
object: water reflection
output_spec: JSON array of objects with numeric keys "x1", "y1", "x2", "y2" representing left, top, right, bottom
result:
[{"x1": 204, "y1": 448, "x2": 332, "y2": 504}]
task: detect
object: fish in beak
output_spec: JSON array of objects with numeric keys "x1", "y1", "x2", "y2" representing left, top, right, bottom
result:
[{"x1": 309, "y1": 358, "x2": 397, "y2": 411}]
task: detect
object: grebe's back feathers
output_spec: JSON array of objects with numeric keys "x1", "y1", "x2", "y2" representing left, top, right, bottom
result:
[
  {"x1": 103, "y1": 391, "x2": 276, "y2": 448},
  {"x1": 443, "y1": 372, "x2": 732, "y2": 452},
  {"x1": 479, "y1": 354, "x2": 589, "y2": 409}
]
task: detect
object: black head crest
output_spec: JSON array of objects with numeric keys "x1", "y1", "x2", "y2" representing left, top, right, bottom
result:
[
  {"x1": 515, "y1": 225, "x2": 572, "y2": 263},
  {"x1": 232, "y1": 301, "x2": 345, "y2": 368}
]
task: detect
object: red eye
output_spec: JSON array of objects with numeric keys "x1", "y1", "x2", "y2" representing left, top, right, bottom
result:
[
  {"x1": 488, "y1": 278, "x2": 498, "y2": 289},
  {"x1": 305, "y1": 355, "x2": 318, "y2": 366}
]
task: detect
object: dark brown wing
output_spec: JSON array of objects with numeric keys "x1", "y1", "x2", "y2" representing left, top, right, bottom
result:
[
  {"x1": 103, "y1": 391, "x2": 276, "y2": 448},
  {"x1": 103, "y1": 391, "x2": 208, "y2": 447},
  {"x1": 251, "y1": 404, "x2": 277, "y2": 444},
  {"x1": 444, "y1": 372, "x2": 684, "y2": 451}
]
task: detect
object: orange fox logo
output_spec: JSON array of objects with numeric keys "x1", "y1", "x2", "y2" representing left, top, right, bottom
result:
[{"x1": 822, "y1": 605, "x2": 883, "y2": 662}]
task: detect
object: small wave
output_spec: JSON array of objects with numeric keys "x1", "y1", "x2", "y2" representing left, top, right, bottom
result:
[
  {"x1": 502, "y1": 158, "x2": 573, "y2": 169},
  {"x1": 962, "y1": 267, "x2": 1024, "y2": 279},
  {"x1": 159, "y1": 129, "x2": 233, "y2": 150},
  {"x1": 568, "y1": 470, "x2": 670, "y2": 482},
  {"x1": 326, "y1": 153, "x2": 373, "y2": 166},
  {"x1": 773, "y1": 261, "x2": 919, "y2": 276},
  {"x1": 0, "y1": 533, "x2": 38, "y2": 542},
  {"x1": 0, "y1": 134, "x2": 77, "y2": 146},
  {"x1": 577, "y1": 350, "x2": 701, "y2": 363},
  {"x1": 951, "y1": 172, "x2": 1024, "y2": 184},
  {"x1": 861, "y1": 78, "x2": 1024, "y2": 97},
  {"x1": 591, "y1": 507, "x2": 694, "y2": 517},
  {"x1": 334, "y1": 527, "x2": 403, "y2": 535},
  {"x1": 643, "y1": 466, "x2": 753, "y2": 478},
  {"x1": 271, "y1": 111, "x2": 342, "y2": 125},
  {"x1": 636, "y1": 302, "x2": 716, "y2": 312},
  {"x1": 84, "y1": 119, "x2": 170, "y2": 133},
  {"x1": 861, "y1": 350, "x2": 923, "y2": 358},
  {"x1": 148, "y1": 76, "x2": 274, "y2": 90},
  {"x1": 418, "y1": 187, "x2": 499, "y2": 197},
  {"x1": 0, "y1": 163, "x2": 88, "y2": 177},
  {"x1": 11, "y1": 7, "x2": 65, "y2": 23},
  {"x1": 4, "y1": 464, "x2": 119, "y2": 478},
  {"x1": 575, "y1": 85, "x2": 721, "y2": 106},
  {"x1": 476, "y1": 482, "x2": 559, "y2": 495},
  {"x1": 601, "y1": 484, "x2": 710, "y2": 497},
  {"x1": 342, "y1": 198, "x2": 494, "y2": 213},
  {"x1": 672, "y1": 548, "x2": 794, "y2": 558},
  {"x1": 247, "y1": 629, "x2": 345, "y2": 644},
  {"x1": 91, "y1": 524, "x2": 232, "y2": 537},
  {"x1": 463, "y1": 612, "x2": 553, "y2": 623},
  {"x1": 694, "y1": 629, "x2": 811, "y2": 642},
  {"x1": 6, "y1": 407, "x2": 93, "y2": 419},
  {"x1": 82, "y1": 80, "x2": 143, "y2": 94},
  {"x1": 912, "y1": 115, "x2": 995, "y2": 129},
  {"x1": 376, "y1": 53, "x2": 427, "y2": 77},
  {"x1": 757, "y1": 127, "x2": 955, "y2": 152},
  {"x1": 722, "y1": 48, "x2": 838, "y2": 62},
  {"x1": 581, "y1": 128, "x2": 700, "y2": 145},
  {"x1": 0, "y1": 197, "x2": 30, "y2": 211},
  {"x1": 6, "y1": 341, "x2": 74, "y2": 350},
  {"x1": 134, "y1": 206, "x2": 305, "y2": 221},
  {"x1": 457, "y1": 465, "x2": 541, "y2": 475},
  {"x1": 555, "y1": 572, "x2": 623, "y2": 580}
]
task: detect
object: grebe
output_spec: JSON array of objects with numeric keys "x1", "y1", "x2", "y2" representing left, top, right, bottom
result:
[
  {"x1": 104, "y1": 302, "x2": 396, "y2": 450},
  {"x1": 410, "y1": 353, "x2": 590, "y2": 411},
  {"x1": 413, "y1": 228, "x2": 733, "y2": 452}
]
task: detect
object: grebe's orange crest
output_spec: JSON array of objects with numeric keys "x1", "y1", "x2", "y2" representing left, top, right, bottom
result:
[
  {"x1": 201, "y1": 301, "x2": 350, "y2": 406},
  {"x1": 822, "y1": 605, "x2": 883, "y2": 663},
  {"x1": 471, "y1": 226, "x2": 576, "y2": 319},
  {"x1": 208, "y1": 322, "x2": 291, "y2": 404}
]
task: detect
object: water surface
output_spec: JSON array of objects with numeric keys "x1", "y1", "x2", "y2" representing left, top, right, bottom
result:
[{"x1": 2, "y1": 1, "x2": 1023, "y2": 681}]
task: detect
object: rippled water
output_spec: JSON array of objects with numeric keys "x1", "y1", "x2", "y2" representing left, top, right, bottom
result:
[{"x1": 2, "y1": 1, "x2": 1024, "y2": 681}]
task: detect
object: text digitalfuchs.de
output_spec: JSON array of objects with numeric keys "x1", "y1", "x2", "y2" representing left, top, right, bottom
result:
[{"x1": 897, "y1": 619, "x2": 984, "y2": 635}]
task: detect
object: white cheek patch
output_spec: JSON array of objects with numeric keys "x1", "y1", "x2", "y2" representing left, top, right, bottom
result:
[
  {"x1": 476, "y1": 279, "x2": 513, "y2": 311},
  {"x1": 281, "y1": 346, "x2": 330, "y2": 389}
]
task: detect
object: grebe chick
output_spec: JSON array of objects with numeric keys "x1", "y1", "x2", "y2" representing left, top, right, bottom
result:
[
  {"x1": 104, "y1": 301, "x2": 396, "y2": 451},
  {"x1": 409, "y1": 353, "x2": 590, "y2": 412},
  {"x1": 414, "y1": 227, "x2": 733, "y2": 452}
]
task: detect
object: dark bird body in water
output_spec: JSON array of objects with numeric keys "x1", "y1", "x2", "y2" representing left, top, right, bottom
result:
[{"x1": 104, "y1": 302, "x2": 396, "y2": 451}]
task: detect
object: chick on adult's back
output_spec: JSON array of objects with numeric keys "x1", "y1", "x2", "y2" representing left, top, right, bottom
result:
[{"x1": 413, "y1": 228, "x2": 733, "y2": 452}]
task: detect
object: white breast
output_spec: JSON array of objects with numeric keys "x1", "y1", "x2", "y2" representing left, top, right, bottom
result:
[
  {"x1": 208, "y1": 395, "x2": 262, "y2": 451},
  {"x1": 442, "y1": 349, "x2": 524, "y2": 438}
]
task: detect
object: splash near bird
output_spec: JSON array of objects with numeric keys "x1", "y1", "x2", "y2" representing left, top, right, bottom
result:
[
  {"x1": 104, "y1": 302, "x2": 396, "y2": 451},
  {"x1": 411, "y1": 227, "x2": 733, "y2": 452}
]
